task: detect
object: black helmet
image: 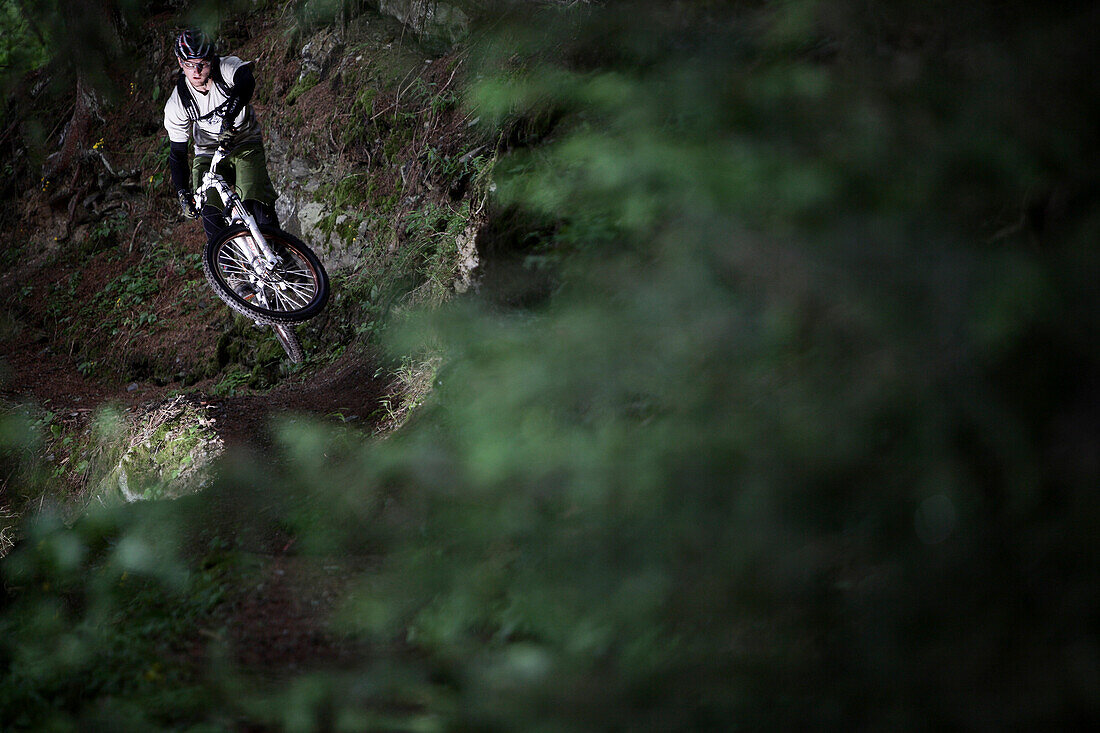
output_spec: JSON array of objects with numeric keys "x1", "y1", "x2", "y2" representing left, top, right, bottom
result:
[{"x1": 175, "y1": 28, "x2": 215, "y2": 61}]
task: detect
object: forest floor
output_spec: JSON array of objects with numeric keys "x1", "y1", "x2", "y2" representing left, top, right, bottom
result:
[{"x1": 1, "y1": 312, "x2": 391, "y2": 448}]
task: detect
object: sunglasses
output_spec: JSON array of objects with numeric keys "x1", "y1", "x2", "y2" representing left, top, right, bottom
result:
[{"x1": 181, "y1": 59, "x2": 211, "y2": 70}]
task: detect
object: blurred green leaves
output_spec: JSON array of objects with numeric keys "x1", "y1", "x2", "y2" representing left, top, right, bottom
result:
[
  {"x1": 0, "y1": 0, "x2": 49, "y2": 81},
  {"x1": 0, "y1": 502, "x2": 225, "y2": 730},
  {"x1": 2, "y1": 0, "x2": 1099, "y2": 729},
  {"x1": 376, "y1": 0, "x2": 1100, "y2": 726}
]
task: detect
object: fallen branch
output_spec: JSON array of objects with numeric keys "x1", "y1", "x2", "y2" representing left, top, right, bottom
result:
[
  {"x1": 370, "y1": 67, "x2": 420, "y2": 122},
  {"x1": 129, "y1": 219, "x2": 143, "y2": 253},
  {"x1": 89, "y1": 148, "x2": 120, "y2": 178}
]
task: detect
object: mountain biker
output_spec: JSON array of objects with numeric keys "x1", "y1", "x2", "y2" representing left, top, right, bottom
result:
[{"x1": 163, "y1": 28, "x2": 279, "y2": 246}]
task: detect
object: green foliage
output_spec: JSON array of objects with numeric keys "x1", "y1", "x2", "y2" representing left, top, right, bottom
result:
[
  {"x1": 345, "y1": 0, "x2": 1097, "y2": 726},
  {"x1": 213, "y1": 323, "x2": 296, "y2": 392},
  {"x1": 96, "y1": 257, "x2": 161, "y2": 329},
  {"x1": 86, "y1": 210, "x2": 129, "y2": 251},
  {"x1": 0, "y1": 503, "x2": 231, "y2": 730},
  {"x1": 0, "y1": 0, "x2": 132, "y2": 96},
  {"x1": 38, "y1": 239, "x2": 203, "y2": 380},
  {"x1": 211, "y1": 365, "x2": 250, "y2": 397},
  {"x1": 402, "y1": 199, "x2": 472, "y2": 294},
  {"x1": 0, "y1": 0, "x2": 49, "y2": 79},
  {"x1": 2, "y1": 0, "x2": 1099, "y2": 729},
  {"x1": 0, "y1": 404, "x2": 44, "y2": 528},
  {"x1": 339, "y1": 86, "x2": 377, "y2": 147}
]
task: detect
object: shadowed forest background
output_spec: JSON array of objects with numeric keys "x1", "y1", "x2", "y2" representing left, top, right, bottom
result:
[{"x1": 2, "y1": 0, "x2": 1099, "y2": 729}]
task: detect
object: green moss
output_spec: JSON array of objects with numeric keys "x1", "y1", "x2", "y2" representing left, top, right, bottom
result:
[
  {"x1": 212, "y1": 366, "x2": 250, "y2": 397},
  {"x1": 340, "y1": 87, "x2": 378, "y2": 146},
  {"x1": 314, "y1": 174, "x2": 374, "y2": 209},
  {"x1": 90, "y1": 398, "x2": 222, "y2": 503},
  {"x1": 381, "y1": 123, "x2": 414, "y2": 163},
  {"x1": 286, "y1": 71, "x2": 320, "y2": 105}
]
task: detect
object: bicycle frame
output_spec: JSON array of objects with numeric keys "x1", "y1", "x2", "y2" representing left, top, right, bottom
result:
[{"x1": 195, "y1": 146, "x2": 281, "y2": 280}]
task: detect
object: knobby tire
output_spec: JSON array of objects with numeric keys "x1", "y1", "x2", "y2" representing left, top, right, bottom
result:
[
  {"x1": 272, "y1": 323, "x2": 304, "y2": 363},
  {"x1": 203, "y1": 224, "x2": 329, "y2": 325}
]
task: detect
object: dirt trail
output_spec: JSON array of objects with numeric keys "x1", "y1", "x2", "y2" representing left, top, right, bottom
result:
[
  {"x1": 1, "y1": 315, "x2": 390, "y2": 450},
  {"x1": 200, "y1": 346, "x2": 390, "y2": 449},
  {"x1": 2, "y1": 322, "x2": 393, "y2": 678}
]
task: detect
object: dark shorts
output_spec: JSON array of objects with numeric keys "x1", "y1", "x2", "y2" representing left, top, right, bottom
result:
[{"x1": 191, "y1": 141, "x2": 278, "y2": 210}]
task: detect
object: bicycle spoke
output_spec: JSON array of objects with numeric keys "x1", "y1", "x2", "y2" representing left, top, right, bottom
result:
[
  {"x1": 219, "y1": 262, "x2": 251, "y2": 276},
  {"x1": 276, "y1": 279, "x2": 316, "y2": 298},
  {"x1": 271, "y1": 286, "x2": 308, "y2": 310},
  {"x1": 281, "y1": 263, "x2": 311, "y2": 279},
  {"x1": 217, "y1": 237, "x2": 254, "y2": 279}
]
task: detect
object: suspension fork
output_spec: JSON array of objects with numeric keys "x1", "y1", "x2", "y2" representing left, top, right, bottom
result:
[{"x1": 225, "y1": 189, "x2": 279, "y2": 271}]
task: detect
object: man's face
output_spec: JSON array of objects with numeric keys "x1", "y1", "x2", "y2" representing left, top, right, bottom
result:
[{"x1": 179, "y1": 57, "x2": 212, "y2": 89}]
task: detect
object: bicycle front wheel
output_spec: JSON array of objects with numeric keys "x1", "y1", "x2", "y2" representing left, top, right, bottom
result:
[{"x1": 203, "y1": 224, "x2": 329, "y2": 325}]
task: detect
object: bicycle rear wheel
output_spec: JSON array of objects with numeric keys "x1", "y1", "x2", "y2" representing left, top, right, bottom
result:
[
  {"x1": 203, "y1": 224, "x2": 329, "y2": 325},
  {"x1": 272, "y1": 323, "x2": 304, "y2": 363}
]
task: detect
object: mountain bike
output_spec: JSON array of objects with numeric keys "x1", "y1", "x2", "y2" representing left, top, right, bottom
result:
[{"x1": 192, "y1": 145, "x2": 329, "y2": 363}]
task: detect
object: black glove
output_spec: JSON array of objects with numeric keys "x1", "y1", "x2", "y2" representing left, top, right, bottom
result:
[
  {"x1": 217, "y1": 91, "x2": 245, "y2": 150},
  {"x1": 216, "y1": 125, "x2": 238, "y2": 151},
  {"x1": 178, "y1": 190, "x2": 199, "y2": 219}
]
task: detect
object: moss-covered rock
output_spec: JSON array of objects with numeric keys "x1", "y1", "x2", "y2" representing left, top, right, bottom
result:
[{"x1": 91, "y1": 396, "x2": 223, "y2": 504}]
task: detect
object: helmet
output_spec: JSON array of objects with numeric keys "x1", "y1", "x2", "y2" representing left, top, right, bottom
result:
[{"x1": 175, "y1": 28, "x2": 215, "y2": 61}]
